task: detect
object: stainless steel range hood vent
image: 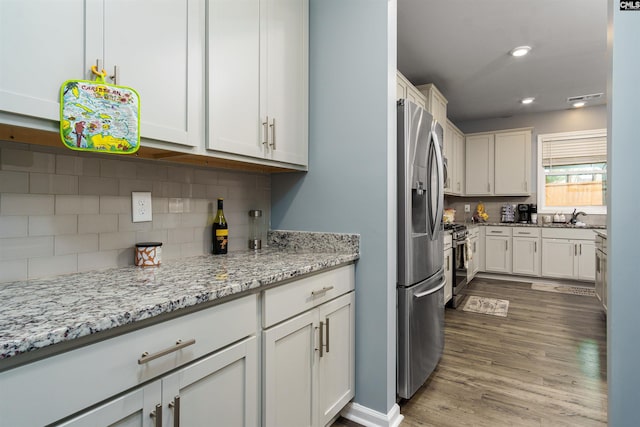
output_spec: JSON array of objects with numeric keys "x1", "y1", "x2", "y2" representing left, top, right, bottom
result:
[{"x1": 567, "y1": 93, "x2": 604, "y2": 103}]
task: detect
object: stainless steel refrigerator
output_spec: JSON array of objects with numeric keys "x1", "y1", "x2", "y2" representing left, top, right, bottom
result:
[{"x1": 396, "y1": 99, "x2": 445, "y2": 400}]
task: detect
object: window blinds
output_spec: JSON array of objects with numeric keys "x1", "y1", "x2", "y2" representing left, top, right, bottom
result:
[{"x1": 542, "y1": 134, "x2": 607, "y2": 167}]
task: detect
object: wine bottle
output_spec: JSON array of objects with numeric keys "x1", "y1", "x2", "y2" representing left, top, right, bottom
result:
[{"x1": 212, "y1": 198, "x2": 228, "y2": 254}]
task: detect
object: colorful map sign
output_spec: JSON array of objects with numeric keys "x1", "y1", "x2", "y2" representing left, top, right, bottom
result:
[{"x1": 60, "y1": 79, "x2": 140, "y2": 154}]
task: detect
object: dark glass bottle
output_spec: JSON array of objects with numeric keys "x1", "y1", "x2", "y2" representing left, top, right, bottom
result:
[{"x1": 212, "y1": 198, "x2": 228, "y2": 254}]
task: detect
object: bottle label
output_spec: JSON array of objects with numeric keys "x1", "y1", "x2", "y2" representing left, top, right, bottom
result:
[{"x1": 215, "y1": 229, "x2": 228, "y2": 237}]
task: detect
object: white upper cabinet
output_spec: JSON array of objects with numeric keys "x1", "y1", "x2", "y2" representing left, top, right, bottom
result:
[
  {"x1": 445, "y1": 119, "x2": 465, "y2": 195},
  {"x1": 417, "y1": 83, "x2": 447, "y2": 132},
  {"x1": 396, "y1": 71, "x2": 426, "y2": 109},
  {"x1": 0, "y1": 0, "x2": 94, "y2": 121},
  {"x1": 494, "y1": 130, "x2": 531, "y2": 195},
  {"x1": 208, "y1": 0, "x2": 308, "y2": 168},
  {"x1": 465, "y1": 133, "x2": 495, "y2": 195},
  {"x1": 103, "y1": 0, "x2": 204, "y2": 148},
  {"x1": 0, "y1": 0, "x2": 204, "y2": 148},
  {"x1": 465, "y1": 128, "x2": 532, "y2": 196}
]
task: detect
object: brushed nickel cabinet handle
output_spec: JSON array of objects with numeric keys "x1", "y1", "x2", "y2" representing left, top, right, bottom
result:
[
  {"x1": 446, "y1": 255, "x2": 450, "y2": 271},
  {"x1": 487, "y1": 183, "x2": 490, "y2": 192},
  {"x1": 269, "y1": 118, "x2": 276, "y2": 149},
  {"x1": 505, "y1": 240, "x2": 508, "y2": 251},
  {"x1": 325, "y1": 317, "x2": 330, "y2": 354},
  {"x1": 574, "y1": 244, "x2": 577, "y2": 256},
  {"x1": 262, "y1": 117, "x2": 269, "y2": 146},
  {"x1": 311, "y1": 286, "x2": 334, "y2": 297},
  {"x1": 138, "y1": 339, "x2": 196, "y2": 365},
  {"x1": 110, "y1": 65, "x2": 120, "y2": 85},
  {"x1": 535, "y1": 241, "x2": 537, "y2": 252},
  {"x1": 169, "y1": 396, "x2": 180, "y2": 427},
  {"x1": 318, "y1": 321, "x2": 324, "y2": 358},
  {"x1": 150, "y1": 404, "x2": 162, "y2": 427}
]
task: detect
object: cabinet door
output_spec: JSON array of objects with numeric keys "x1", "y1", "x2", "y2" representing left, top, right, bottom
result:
[
  {"x1": 105, "y1": 0, "x2": 204, "y2": 147},
  {"x1": 512, "y1": 237, "x2": 541, "y2": 276},
  {"x1": 465, "y1": 134, "x2": 494, "y2": 195},
  {"x1": 577, "y1": 241, "x2": 596, "y2": 281},
  {"x1": 443, "y1": 123, "x2": 454, "y2": 193},
  {"x1": 444, "y1": 248, "x2": 453, "y2": 304},
  {"x1": 57, "y1": 383, "x2": 161, "y2": 427},
  {"x1": 602, "y1": 254, "x2": 608, "y2": 311},
  {"x1": 163, "y1": 337, "x2": 258, "y2": 427},
  {"x1": 595, "y1": 251, "x2": 604, "y2": 303},
  {"x1": 264, "y1": 310, "x2": 317, "y2": 427},
  {"x1": 453, "y1": 129, "x2": 465, "y2": 195},
  {"x1": 541, "y1": 239, "x2": 575, "y2": 279},
  {"x1": 471, "y1": 236, "x2": 481, "y2": 276},
  {"x1": 494, "y1": 131, "x2": 531, "y2": 195},
  {"x1": 485, "y1": 236, "x2": 511, "y2": 273},
  {"x1": 208, "y1": 0, "x2": 263, "y2": 159},
  {"x1": 263, "y1": 0, "x2": 308, "y2": 166},
  {"x1": 0, "y1": 0, "x2": 100, "y2": 121},
  {"x1": 317, "y1": 292, "x2": 355, "y2": 427}
]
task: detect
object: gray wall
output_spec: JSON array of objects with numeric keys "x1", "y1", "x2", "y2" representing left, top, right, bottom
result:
[
  {"x1": 271, "y1": 0, "x2": 397, "y2": 415},
  {"x1": 608, "y1": 2, "x2": 640, "y2": 425}
]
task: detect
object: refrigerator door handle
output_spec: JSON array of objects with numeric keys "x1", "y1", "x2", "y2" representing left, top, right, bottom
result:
[
  {"x1": 413, "y1": 279, "x2": 446, "y2": 298},
  {"x1": 428, "y1": 125, "x2": 444, "y2": 238}
]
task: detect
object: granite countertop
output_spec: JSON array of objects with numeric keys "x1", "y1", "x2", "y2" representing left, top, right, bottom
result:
[
  {"x1": 470, "y1": 222, "x2": 606, "y2": 230},
  {"x1": 0, "y1": 231, "x2": 359, "y2": 362}
]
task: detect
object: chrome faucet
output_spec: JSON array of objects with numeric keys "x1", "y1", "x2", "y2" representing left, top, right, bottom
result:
[{"x1": 569, "y1": 209, "x2": 587, "y2": 224}]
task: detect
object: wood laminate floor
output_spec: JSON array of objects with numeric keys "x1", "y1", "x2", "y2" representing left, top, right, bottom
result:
[{"x1": 332, "y1": 278, "x2": 607, "y2": 427}]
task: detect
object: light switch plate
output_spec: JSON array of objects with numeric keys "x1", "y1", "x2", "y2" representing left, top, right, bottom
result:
[
  {"x1": 132, "y1": 192, "x2": 152, "y2": 222},
  {"x1": 464, "y1": 204, "x2": 471, "y2": 213}
]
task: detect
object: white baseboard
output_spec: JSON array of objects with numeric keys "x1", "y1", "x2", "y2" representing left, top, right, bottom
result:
[{"x1": 340, "y1": 402, "x2": 404, "y2": 427}]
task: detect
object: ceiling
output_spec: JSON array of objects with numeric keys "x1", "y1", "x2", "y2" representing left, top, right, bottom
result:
[{"x1": 397, "y1": 0, "x2": 608, "y2": 123}]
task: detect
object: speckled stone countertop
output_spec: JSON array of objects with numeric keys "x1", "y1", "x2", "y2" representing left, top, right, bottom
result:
[
  {"x1": 469, "y1": 222, "x2": 606, "y2": 229},
  {"x1": 0, "y1": 230, "x2": 359, "y2": 362}
]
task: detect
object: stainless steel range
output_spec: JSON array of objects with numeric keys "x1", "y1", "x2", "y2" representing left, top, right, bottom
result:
[{"x1": 444, "y1": 223, "x2": 468, "y2": 308}]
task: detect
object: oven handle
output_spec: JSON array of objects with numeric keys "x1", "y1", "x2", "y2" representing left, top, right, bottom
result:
[{"x1": 413, "y1": 279, "x2": 446, "y2": 298}]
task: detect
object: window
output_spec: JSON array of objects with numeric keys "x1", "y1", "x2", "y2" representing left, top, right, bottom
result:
[{"x1": 537, "y1": 129, "x2": 607, "y2": 215}]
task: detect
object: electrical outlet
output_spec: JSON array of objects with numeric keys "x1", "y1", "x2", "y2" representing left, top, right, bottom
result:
[
  {"x1": 132, "y1": 192, "x2": 152, "y2": 222},
  {"x1": 464, "y1": 204, "x2": 471, "y2": 213}
]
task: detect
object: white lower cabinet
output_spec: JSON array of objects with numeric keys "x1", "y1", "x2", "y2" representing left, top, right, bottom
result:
[
  {"x1": 484, "y1": 227, "x2": 512, "y2": 274},
  {"x1": 541, "y1": 228, "x2": 596, "y2": 281},
  {"x1": 58, "y1": 337, "x2": 257, "y2": 427},
  {"x1": 444, "y1": 234, "x2": 453, "y2": 304},
  {"x1": 512, "y1": 228, "x2": 541, "y2": 277},
  {"x1": 467, "y1": 227, "x2": 480, "y2": 282},
  {"x1": 263, "y1": 266, "x2": 355, "y2": 427}
]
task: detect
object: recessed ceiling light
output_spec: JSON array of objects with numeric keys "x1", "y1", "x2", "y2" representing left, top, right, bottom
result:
[
  {"x1": 510, "y1": 46, "x2": 532, "y2": 57},
  {"x1": 573, "y1": 101, "x2": 586, "y2": 108},
  {"x1": 521, "y1": 97, "x2": 535, "y2": 105}
]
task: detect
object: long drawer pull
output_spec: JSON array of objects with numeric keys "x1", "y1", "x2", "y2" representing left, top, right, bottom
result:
[
  {"x1": 138, "y1": 339, "x2": 196, "y2": 365},
  {"x1": 490, "y1": 230, "x2": 503, "y2": 234},
  {"x1": 311, "y1": 286, "x2": 334, "y2": 297}
]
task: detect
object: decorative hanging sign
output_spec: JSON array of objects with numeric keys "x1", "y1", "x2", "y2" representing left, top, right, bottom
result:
[{"x1": 60, "y1": 66, "x2": 140, "y2": 154}]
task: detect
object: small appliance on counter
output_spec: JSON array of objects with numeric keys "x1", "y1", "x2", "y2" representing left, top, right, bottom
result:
[
  {"x1": 517, "y1": 204, "x2": 531, "y2": 223},
  {"x1": 501, "y1": 204, "x2": 516, "y2": 223}
]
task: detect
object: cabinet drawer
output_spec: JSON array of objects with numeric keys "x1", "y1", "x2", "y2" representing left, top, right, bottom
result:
[
  {"x1": 468, "y1": 226, "x2": 480, "y2": 238},
  {"x1": 541, "y1": 228, "x2": 596, "y2": 240},
  {"x1": 263, "y1": 264, "x2": 355, "y2": 328},
  {"x1": 513, "y1": 227, "x2": 541, "y2": 237},
  {"x1": 444, "y1": 233, "x2": 452, "y2": 250},
  {"x1": 0, "y1": 294, "x2": 257, "y2": 427},
  {"x1": 485, "y1": 226, "x2": 512, "y2": 236}
]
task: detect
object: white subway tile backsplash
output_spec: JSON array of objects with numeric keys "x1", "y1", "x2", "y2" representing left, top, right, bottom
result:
[
  {"x1": 1, "y1": 148, "x2": 55, "y2": 173},
  {"x1": 79, "y1": 176, "x2": 119, "y2": 196},
  {"x1": 28, "y1": 254, "x2": 78, "y2": 279},
  {"x1": 78, "y1": 214, "x2": 118, "y2": 234},
  {"x1": 119, "y1": 179, "x2": 154, "y2": 196},
  {"x1": 0, "y1": 194, "x2": 55, "y2": 216},
  {"x1": 56, "y1": 195, "x2": 99, "y2": 215},
  {"x1": 56, "y1": 155, "x2": 100, "y2": 176},
  {"x1": 0, "y1": 216, "x2": 28, "y2": 238},
  {"x1": 168, "y1": 227, "x2": 195, "y2": 244},
  {"x1": 99, "y1": 231, "x2": 137, "y2": 251},
  {"x1": 100, "y1": 158, "x2": 137, "y2": 179},
  {"x1": 0, "y1": 171, "x2": 29, "y2": 193},
  {"x1": 0, "y1": 236, "x2": 53, "y2": 260},
  {"x1": 0, "y1": 259, "x2": 28, "y2": 282},
  {"x1": 0, "y1": 142, "x2": 270, "y2": 283},
  {"x1": 100, "y1": 196, "x2": 131, "y2": 214},
  {"x1": 118, "y1": 214, "x2": 153, "y2": 232},
  {"x1": 55, "y1": 233, "x2": 99, "y2": 255},
  {"x1": 29, "y1": 215, "x2": 78, "y2": 236},
  {"x1": 30, "y1": 173, "x2": 79, "y2": 194}
]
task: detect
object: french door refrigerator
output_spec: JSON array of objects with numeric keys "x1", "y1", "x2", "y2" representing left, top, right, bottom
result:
[{"x1": 396, "y1": 99, "x2": 445, "y2": 400}]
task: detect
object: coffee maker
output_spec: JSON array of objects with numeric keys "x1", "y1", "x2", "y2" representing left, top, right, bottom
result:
[{"x1": 517, "y1": 204, "x2": 531, "y2": 223}]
